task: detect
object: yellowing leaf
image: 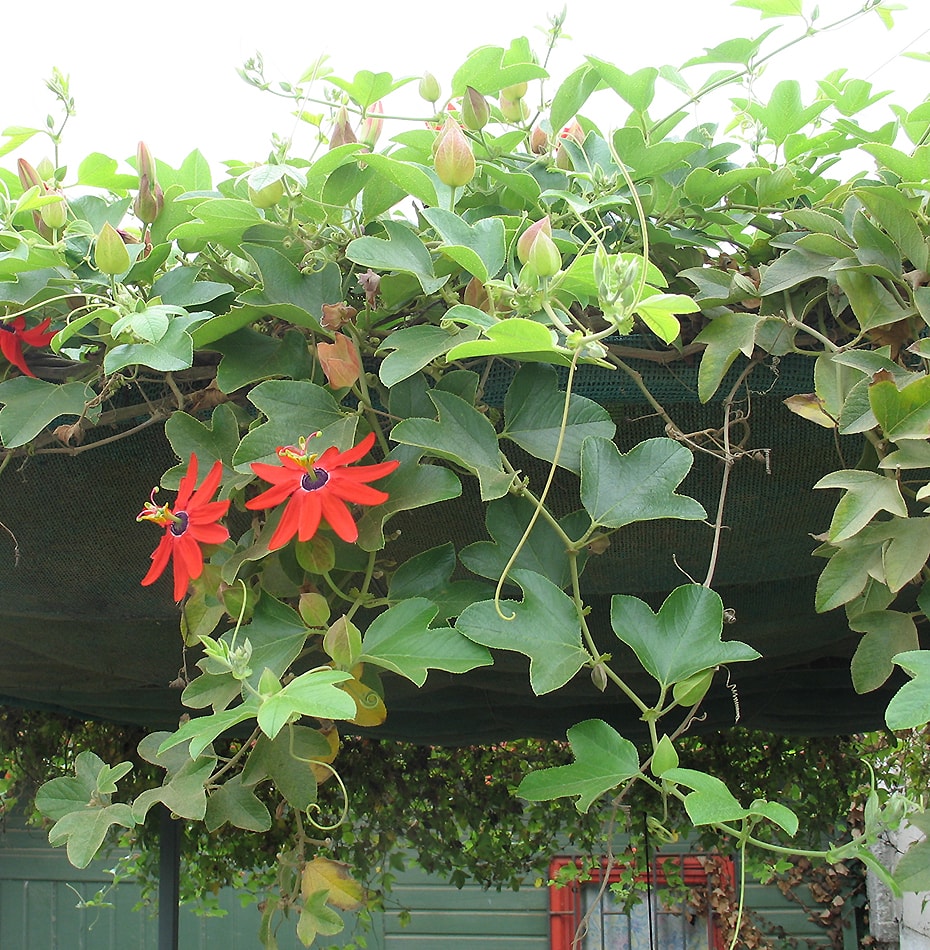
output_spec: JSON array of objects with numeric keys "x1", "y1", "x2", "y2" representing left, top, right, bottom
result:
[
  {"x1": 301, "y1": 857, "x2": 364, "y2": 911},
  {"x1": 341, "y1": 676, "x2": 387, "y2": 727}
]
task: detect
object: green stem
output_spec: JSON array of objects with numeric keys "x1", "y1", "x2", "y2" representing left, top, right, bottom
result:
[{"x1": 344, "y1": 550, "x2": 376, "y2": 625}]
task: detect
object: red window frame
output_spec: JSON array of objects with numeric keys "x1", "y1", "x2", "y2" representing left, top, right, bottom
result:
[{"x1": 548, "y1": 853, "x2": 734, "y2": 950}]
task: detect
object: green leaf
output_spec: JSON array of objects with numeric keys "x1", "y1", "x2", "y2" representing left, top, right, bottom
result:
[
  {"x1": 355, "y1": 153, "x2": 438, "y2": 207},
  {"x1": 214, "y1": 328, "x2": 315, "y2": 393},
  {"x1": 861, "y1": 143, "x2": 930, "y2": 185},
  {"x1": 421, "y1": 208, "x2": 506, "y2": 283},
  {"x1": 356, "y1": 445, "x2": 463, "y2": 551},
  {"x1": 732, "y1": 0, "x2": 804, "y2": 19},
  {"x1": 205, "y1": 775, "x2": 271, "y2": 832},
  {"x1": 611, "y1": 585, "x2": 759, "y2": 690},
  {"x1": 550, "y1": 65, "x2": 601, "y2": 139},
  {"x1": 377, "y1": 324, "x2": 480, "y2": 387},
  {"x1": 451, "y1": 43, "x2": 548, "y2": 96},
  {"x1": 870, "y1": 373, "x2": 930, "y2": 441},
  {"x1": 48, "y1": 803, "x2": 135, "y2": 869},
  {"x1": 694, "y1": 314, "x2": 765, "y2": 402},
  {"x1": 663, "y1": 768, "x2": 748, "y2": 825},
  {"x1": 238, "y1": 246, "x2": 341, "y2": 329},
  {"x1": 683, "y1": 167, "x2": 768, "y2": 205},
  {"x1": 162, "y1": 403, "x2": 248, "y2": 491},
  {"x1": 881, "y1": 517, "x2": 930, "y2": 592},
  {"x1": 77, "y1": 152, "x2": 139, "y2": 190},
  {"x1": 346, "y1": 220, "x2": 447, "y2": 295},
  {"x1": 735, "y1": 80, "x2": 828, "y2": 145},
  {"x1": 132, "y1": 732, "x2": 216, "y2": 822},
  {"x1": 0, "y1": 378, "x2": 93, "y2": 448},
  {"x1": 517, "y1": 719, "x2": 639, "y2": 813},
  {"x1": 585, "y1": 58, "x2": 657, "y2": 113},
  {"x1": 501, "y1": 363, "x2": 615, "y2": 474},
  {"x1": 233, "y1": 380, "x2": 347, "y2": 470},
  {"x1": 612, "y1": 128, "x2": 700, "y2": 179},
  {"x1": 257, "y1": 669, "x2": 355, "y2": 740},
  {"x1": 886, "y1": 651, "x2": 930, "y2": 730},
  {"x1": 460, "y1": 494, "x2": 589, "y2": 590},
  {"x1": 855, "y1": 186, "x2": 929, "y2": 271},
  {"x1": 391, "y1": 389, "x2": 512, "y2": 501},
  {"x1": 815, "y1": 540, "x2": 885, "y2": 612},
  {"x1": 327, "y1": 69, "x2": 414, "y2": 108},
  {"x1": 835, "y1": 269, "x2": 911, "y2": 332},
  {"x1": 241, "y1": 725, "x2": 329, "y2": 810},
  {"x1": 35, "y1": 751, "x2": 107, "y2": 821},
  {"x1": 748, "y1": 800, "x2": 799, "y2": 836},
  {"x1": 814, "y1": 470, "x2": 907, "y2": 542},
  {"x1": 388, "y1": 543, "x2": 492, "y2": 620},
  {"x1": 445, "y1": 318, "x2": 575, "y2": 367},
  {"x1": 104, "y1": 318, "x2": 196, "y2": 373},
  {"x1": 159, "y1": 700, "x2": 261, "y2": 758},
  {"x1": 850, "y1": 610, "x2": 919, "y2": 693},
  {"x1": 758, "y1": 248, "x2": 834, "y2": 296},
  {"x1": 580, "y1": 436, "x2": 706, "y2": 529},
  {"x1": 168, "y1": 198, "x2": 264, "y2": 251},
  {"x1": 359, "y1": 598, "x2": 492, "y2": 686},
  {"x1": 894, "y1": 830, "x2": 930, "y2": 892},
  {"x1": 456, "y1": 570, "x2": 589, "y2": 695}
]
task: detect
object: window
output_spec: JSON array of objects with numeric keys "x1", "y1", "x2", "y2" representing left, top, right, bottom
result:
[{"x1": 548, "y1": 853, "x2": 733, "y2": 950}]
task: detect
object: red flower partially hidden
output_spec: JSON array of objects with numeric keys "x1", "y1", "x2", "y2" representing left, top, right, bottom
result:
[
  {"x1": 246, "y1": 431, "x2": 399, "y2": 551},
  {"x1": 137, "y1": 455, "x2": 230, "y2": 601},
  {"x1": 0, "y1": 317, "x2": 56, "y2": 377}
]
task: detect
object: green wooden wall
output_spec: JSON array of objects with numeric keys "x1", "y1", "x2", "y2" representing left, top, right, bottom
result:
[{"x1": 0, "y1": 818, "x2": 857, "y2": 949}]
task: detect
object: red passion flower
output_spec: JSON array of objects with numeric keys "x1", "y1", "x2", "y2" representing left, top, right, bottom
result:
[
  {"x1": 246, "y1": 431, "x2": 399, "y2": 550},
  {"x1": 0, "y1": 316, "x2": 56, "y2": 377},
  {"x1": 137, "y1": 455, "x2": 230, "y2": 601}
]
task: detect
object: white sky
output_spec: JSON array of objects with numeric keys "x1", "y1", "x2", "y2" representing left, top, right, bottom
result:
[{"x1": 1, "y1": 0, "x2": 928, "y2": 173}]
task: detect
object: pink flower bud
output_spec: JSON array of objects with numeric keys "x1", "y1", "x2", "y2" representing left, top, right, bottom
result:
[
  {"x1": 134, "y1": 142, "x2": 164, "y2": 224},
  {"x1": 357, "y1": 269, "x2": 381, "y2": 309},
  {"x1": 321, "y1": 302, "x2": 359, "y2": 331},
  {"x1": 559, "y1": 120, "x2": 584, "y2": 145},
  {"x1": 95, "y1": 221, "x2": 131, "y2": 276},
  {"x1": 17, "y1": 159, "x2": 43, "y2": 192},
  {"x1": 530, "y1": 126, "x2": 549, "y2": 155},
  {"x1": 517, "y1": 216, "x2": 552, "y2": 266},
  {"x1": 40, "y1": 192, "x2": 68, "y2": 230},
  {"x1": 419, "y1": 72, "x2": 441, "y2": 103},
  {"x1": 329, "y1": 106, "x2": 358, "y2": 150},
  {"x1": 433, "y1": 114, "x2": 475, "y2": 188},
  {"x1": 360, "y1": 101, "x2": 384, "y2": 149},
  {"x1": 461, "y1": 86, "x2": 490, "y2": 132},
  {"x1": 317, "y1": 333, "x2": 361, "y2": 389},
  {"x1": 526, "y1": 229, "x2": 561, "y2": 278}
]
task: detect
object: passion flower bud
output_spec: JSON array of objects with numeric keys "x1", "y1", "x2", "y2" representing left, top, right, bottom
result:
[
  {"x1": 433, "y1": 114, "x2": 475, "y2": 188},
  {"x1": 248, "y1": 178, "x2": 285, "y2": 209},
  {"x1": 526, "y1": 228, "x2": 562, "y2": 278},
  {"x1": 17, "y1": 159, "x2": 43, "y2": 192},
  {"x1": 517, "y1": 216, "x2": 552, "y2": 266},
  {"x1": 94, "y1": 221, "x2": 131, "y2": 276},
  {"x1": 463, "y1": 277, "x2": 491, "y2": 313},
  {"x1": 360, "y1": 101, "x2": 384, "y2": 149},
  {"x1": 418, "y1": 71, "x2": 441, "y2": 104},
  {"x1": 498, "y1": 95, "x2": 529, "y2": 123},
  {"x1": 530, "y1": 125, "x2": 549, "y2": 154},
  {"x1": 40, "y1": 193, "x2": 68, "y2": 230},
  {"x1": 559, "y1": 119, "x2": 584, "y2": 145},
  {"x1": 461, "y1": 86, "x2": 490, "y2": 132},
  {"x1": 133, "y1": 142, "x2": 165, "y2": 224},
  {"x1": 317, "y1": 333, "x2": 362, "y2": 389},
  {"x1": 321, "y1": 301, "x2": 359, "y2": 331},
  {"x1": 501, "y1": 82, "x2": 528, "y2": 101},
  {"x1": 329, "y1": 106, "x2": 357, "y2": 150}
]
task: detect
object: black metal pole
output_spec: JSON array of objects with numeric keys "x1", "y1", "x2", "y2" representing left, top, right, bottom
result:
[{"x1": 158, "y1": 804, "x2": 181, "y2": 950}]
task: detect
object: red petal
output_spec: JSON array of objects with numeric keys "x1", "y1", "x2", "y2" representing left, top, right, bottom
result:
[
  {"x1": 297, "y1": 491, "x2": 323, "y2": 541},
  {"x1": 267, "y1": 494, "x2": 303, "y2": 551},
  {"x1": 175, "y1": 455, "x2": 199, "y2": 508},
  {"x1": 326, "y1": 477, "x2": 389, "y2": 505},
  {"x1": 0, "y1": 333, "x2": 32, "y2": 377},
  {"x1": 140, "y1": 532, "x2": 173, "y2": 586},
  {"x1": 318, "y1": 431, "x2": 376, "y2": 469},
  {"x1": 188, "y1": 458, "x2": 224, "y2": 511},
  {"x1": 319, "y1": 491, "x2": 358, "y2": 542},
  {"x1": 332, "y1": 459, "x2": 399, "y2": 483},
  {"x1": 250, "y1": 461, "x2": 302, "y2": 486},
  {"x1": 189, "y1": 500, "x2": 229, "y2": 524},
  {"x1": 189, "y1": 521, "x2": 230, "y2": 545},
  {"x1": 246, "y1": 480, "x2": 297, "y2": 510}
]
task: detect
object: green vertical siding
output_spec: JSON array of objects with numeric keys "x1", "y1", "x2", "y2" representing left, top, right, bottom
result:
[{"x1": 0, "y1": 819, "x2": 856, "y2": 950}]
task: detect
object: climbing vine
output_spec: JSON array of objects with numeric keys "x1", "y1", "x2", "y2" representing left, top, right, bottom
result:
[{"x1": 0, "y1": 0, "x2": 927, "y2": 945}]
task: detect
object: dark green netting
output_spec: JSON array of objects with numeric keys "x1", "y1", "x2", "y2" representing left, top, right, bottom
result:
[{"x1": 0, "y1": 355, "x2": 911, "y2": 740}]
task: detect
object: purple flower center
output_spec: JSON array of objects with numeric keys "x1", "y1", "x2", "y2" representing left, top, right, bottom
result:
[
  {"x1": 300, "y1": 468, "x2": 329, "y2": 492},
  {"x1": 0, "y1": 324, "x2": 13, "y2": 334},
  {"x1": 170, "y1": 510, "x2": 190, "y2": 536}
]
